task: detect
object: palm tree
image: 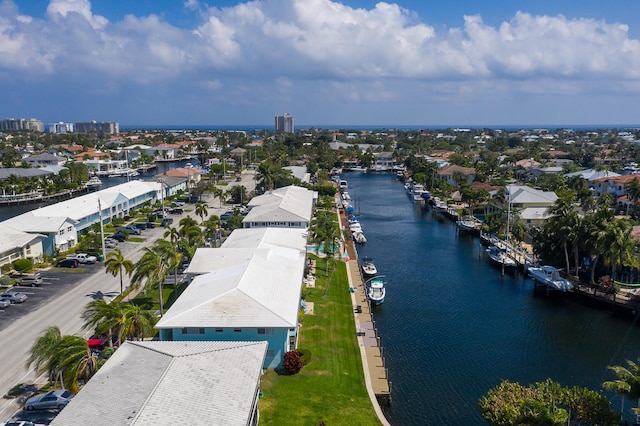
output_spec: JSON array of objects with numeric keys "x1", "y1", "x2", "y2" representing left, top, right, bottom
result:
[
  {"x1": 626, "y1": 177, "x2": 640, "y2": 216},
  {"x1": 121, "y1": 303, "x2": 157, "y2": 341},
  {"x1": 104, "y1": 248, "x2": 134, "y2": 294},
  {"x1": 546, "y1": 190, "x2": 580, "y2": 276},
  {"x1": 164, "y1": 226, "x2": 180, "y2": 243},
  {"x1": 603, "y1": 219, "x2": 636, "y2": 280},
  {"x1": 603, "y1": 358, "x2": 640, "y2": 421},
  {"x1": 132, "y1": 247, "x2": 169, "y2": 316},
  {"x1": 26, "y1": 326, "x2": 63, "y2": 387},
  {"x1": 212, "y1": 187, "x2": 224, "y2": 207},
  {"x1": 82, "y1": 297, "x2": 126, "y2": 346},
  {"x1": 195, "y1": 202, "x2": 209, "y2": 224}
]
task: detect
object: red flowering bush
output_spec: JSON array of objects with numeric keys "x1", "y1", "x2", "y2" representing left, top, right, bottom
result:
[{"x1": 283, "y1": 350, "x2": 304, "y2": 374}]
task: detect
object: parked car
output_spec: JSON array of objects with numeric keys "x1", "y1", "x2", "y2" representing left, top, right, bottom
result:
[
  {"x1": 145, "y1": 221, "x2": 156, "y2": 228},
  {"x1": 104, "y1": 239, "x2": 117, "y2": 249},
  {"x1": 110, "y1": 233, "x2": 127, "y2": 242},
  {"x1": 134, "y1": 222, "x2": 147, "y2": 230},
  {"x1": 16, "y1": 273, "x2": 43, "y2": 287},
  {"x1": 0, "y1": 421, "x2": 46, "y2": 426},
  {"x1": 0, "y1": 299, "x2": 10, "y2": 309},
  {"x1": 24, "y1": 390, "x2": 73, "y2": 411},
  {"x1": 104, "y1": 237, "x2": 118, "y2": 245},
  {"x1": 1, "y1": 291, "x2": 28, "y2": 304},
  {"x1": 168, "y1": 208, "x2": 183, "y2": 215},
  {"x1": 66, "y1": 253, "x2": 97, "y2": 264},
  {"x1": 57, "y1": 258, "x2": 79, "y2": 268},
  {"x1": 220, "y1": 211, "x2": 234, "y2": 220},
  {"x1": 161, "y1": 217, "x2": 174, "y2": 227},
  {"x1": 117, "y1": 226, "x2": 141, "y2": 235}
]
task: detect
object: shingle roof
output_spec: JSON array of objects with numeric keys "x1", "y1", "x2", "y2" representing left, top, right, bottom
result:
[{"x1": 49, "y1": 341, "x2": 266, "y2": 426}]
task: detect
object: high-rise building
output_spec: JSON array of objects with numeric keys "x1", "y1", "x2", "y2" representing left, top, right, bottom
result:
[
  {"x1": 75, "y1": 120, "x2": 119, "y2": 134},
  {"x1": 0, "y1": 118, "x2": 44, "y2": 132},
  {"x1": 48, "y1": 122, "x2": 75, "y2": 134},
  {"x1": 274, "y1": 113, "x2": 294, "y2": 133}
]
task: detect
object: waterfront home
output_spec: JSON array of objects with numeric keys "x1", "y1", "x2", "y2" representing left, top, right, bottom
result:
[
  {"x1": 160, "y1": 166, "x2": 202, "y2": 185},
  {"x1": 49, "y1": 341, "x2": 267, "y2": 426},
  {"x1": 0, "y1": 225, "x2": 45, "y2": 275},
  {"x1": 436, "y1": 164, "x2": 476, "y2": 187},
  {"x1": 2, "y1": 213, "x2": 78, "y2": 256},
  {"x1": 25, "y1": 152, "x2": 67, "y2": 168},
  {"x1": 156, "y1": 246, "x2": 305, "y2": 368},
  {"x1": 593, "y1": 175, "x2": 640, "y2": 209},
  {"x1": 243, "y1": 185, "x2": 316, "y2": 229},
  {"x1": 373, "y1": 152, "x2": 397, "y2": 171},
  {"x1": 507, "y1": 185, "x2": 558, "y2": 227}
]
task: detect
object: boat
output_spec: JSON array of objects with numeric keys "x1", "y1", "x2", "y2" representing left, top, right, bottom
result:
[
  {"x1": 85, "y1": 176, "x2": 103, "y2": 189},
  {"x1": 456, "y1": 216, "x2": 482, "y2": 233},
  {"x1": 433, "y1": 198, "x2": 448, "y2": 213},
  {"x1": 352, "y1": 231, "x2": 367, "y2": 244},
  {"x1": 360, "y1": 257, "x2": 377, "y2": 276},
  {"x1": 367, "y1": 278, "x2": 386, "y2": 305},
  {"x1": 412, "y1": 183, "x2": 426, "y2": 203},
  {"x1": 339, "y1": 180, "x2": 348, "y2": 191},
  {"x1": 486, "y1": 245, "x2": 517, "y2": 271},
  {"x1": 528, "y1": 265, "x2": 573, "y2": 292}
]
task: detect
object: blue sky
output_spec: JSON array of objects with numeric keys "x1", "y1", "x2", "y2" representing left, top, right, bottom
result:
[{"x1": 4, "y1": 0, "x2": 640, "y2": 127}]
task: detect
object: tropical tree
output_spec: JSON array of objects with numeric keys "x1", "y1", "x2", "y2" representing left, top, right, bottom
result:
[
  {"x1": 164, "y1": 226, "x2": 180, "y2": 243},
  {"x1": 120, "y1": 303, "x2": 157, "y2": 341},
  {"x1": 104, "y1": 248, "x2": 134, "y2": 294},
  {"x1": 212, "y1": 186, "x2": 224, "y2": 207},
  {"x1": 602, "y1": 219, "x2": 636, "y2": 280},
  {"x1": 26, "y1": 326, "x2": 63, "y2": 387},
  {"x1": 82, "y1": 297, "x2": 125, "y2": 346},
  {"x1": 603, "y1": 358, "x2": 640, "y2": 422},
  {"x1": 195, "y1": 202, "x2": 209, "y2": 224},
  {"x1": 626, "y1": 177, "x2": 640, "y2": 217},
  {"x1": 545, "y1": 190, "x2": 581, "y2": 276},
  {"x1": 131, "y1": 243, "x2": 171, "y2": 316}
]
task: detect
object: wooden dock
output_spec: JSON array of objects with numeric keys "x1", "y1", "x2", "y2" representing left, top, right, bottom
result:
[{"x1": 339, "y1": 208, "x2": 392, "y2": 407}]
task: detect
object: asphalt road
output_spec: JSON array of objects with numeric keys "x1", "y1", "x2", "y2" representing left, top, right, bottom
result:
[{"x1": 0, "y1": 170, "x2": 257, "y2": 423}]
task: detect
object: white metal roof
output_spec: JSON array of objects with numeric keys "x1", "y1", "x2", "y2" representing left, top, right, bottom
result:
[
  {"x1": 244, "y1": 186, "x2": 314, "y2": 224},
  {"x1": 157, "y1": 248, "x2": 305, "y2": 329},
  {"x1": 0, "y1": 224, "x2": 45, "y2": 254},
  {"x1": 507, "y1": 185, "x2": 558, "y2": 206},
  {"x1": 221, "y1": 227, "x2": 308, "y2": 253},
  {"x1": 2, "y1": 212, "x2": 76, "y2": 233},
  {"x1": 49, "y1": 341, "x2": 266, "y2": 426}
]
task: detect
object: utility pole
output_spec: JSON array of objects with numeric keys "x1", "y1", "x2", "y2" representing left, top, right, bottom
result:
[{"x1": 98, "y1": 198, "x2": 106, "y2": 260}]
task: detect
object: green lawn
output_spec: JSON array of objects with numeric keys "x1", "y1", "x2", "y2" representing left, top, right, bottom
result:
[
  {"x1": 129, "y1": 282, "x2": 188, "y2": 311},
  {"x1": 259, "y1": 256, "x2": 382, "y2": 426}
]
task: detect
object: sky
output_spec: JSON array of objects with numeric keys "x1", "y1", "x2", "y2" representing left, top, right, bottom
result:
[{"x1": 4, "y1": 0, "x2": 640, "y2": 127}]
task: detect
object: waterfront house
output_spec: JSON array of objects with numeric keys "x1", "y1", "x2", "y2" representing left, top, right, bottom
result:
[
  {"x1": 507, "y1": 185, "x2": 558, "y2": 227},
  {"x1": 0, "y1": 225, "x2": 45, "y2": 275},
  {"x1": 25, "y1": 152, "x2": 67, "y2": 168},
  {"x1": 436, "y1": 164, "x2": 476, "y2": 187},
  {"x1": 156, "y1": 246, "x2": 305, "y2": 368},
  {"x1": 49, "y1": 341, "x2": 267, "y2": 426},
  {"x1": 243, "y1": 185, "x2": 316, "y2": 229},
  {"x1": 593, "y1": 174, "x2": 640, "y2": 212},
  {"x1": 373, "y1": 152, "x2": 397, "y2": 171}
]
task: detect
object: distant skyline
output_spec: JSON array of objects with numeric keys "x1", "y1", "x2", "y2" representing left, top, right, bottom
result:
[{"x1": 4, "y1": 0, "x2": 640, "y2": 127}]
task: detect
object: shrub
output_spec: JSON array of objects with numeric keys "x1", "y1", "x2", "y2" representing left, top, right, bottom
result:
[
  {"x1": 297, "y1": 348, "x2": 312, "y2": 366},
  {"x1": 0, "y1": 276, "x2": 12, "y2": 287},
  {"x1": 13, "y1": 258, "x2": 33, "y2": 273},
  {"x1": 283, "y1": 350, "x2": 304, "y2": 374}
]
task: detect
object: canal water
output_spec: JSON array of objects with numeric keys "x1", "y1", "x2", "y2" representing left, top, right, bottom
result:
[
  {"x1": 345, "y1": 171, "x2": 640, "y2": 425},
  {"x1": 0, "y1": 160, "x2": 196, "y2": 222}
]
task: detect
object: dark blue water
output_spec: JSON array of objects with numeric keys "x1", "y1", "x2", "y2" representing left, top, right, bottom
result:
[
  {"x1": 346, "y1": 171, "x2": 640, "y2": 425},
  {"x1": 0, "y1": 160, "x2": 195, "y2": 222}
]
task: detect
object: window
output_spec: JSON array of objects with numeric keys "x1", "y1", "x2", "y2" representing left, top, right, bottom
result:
[
  {"x1": 233, "y1": 328, "x2": 242, "y2": 333},
  {"x1": 215, "y1": 328, "x2": 223, "y2": 333},
  {"x1": 181, "y1": 327, "x2": 205, "y2": 335},
  {"x1": 266, "y1": 349, "x2": 274, "y2": 358},
  {"x1": 59, "y1": 229, "x2": 64, "y2": 235},
  {"x1": 67, "y1": 226, "x2": 72, "y2": 232},
  {"x1": 257, "y1": 328, "x2": 273, "y2": 336}
]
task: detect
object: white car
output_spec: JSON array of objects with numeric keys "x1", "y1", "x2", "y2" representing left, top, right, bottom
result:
[
  {"x1": 1, "y1": 421, "x2": 46, "y2": 426},
  {"x1": 67, "y1": 253, "x2": 97, "y2": 264},
  {"x1": 0, "y1": 291, "x2": 27, "y2": 304},
  {"x1": 104, "y1": 240, "x2": 117, "y2": 248}
]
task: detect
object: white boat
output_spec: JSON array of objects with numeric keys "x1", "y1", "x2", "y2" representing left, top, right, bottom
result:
[
  {"x1": 360, "y1": 257, "x2": 377, "y2": 276},
  {"x1": 486, "y1": 245, "x2": 517, "y2": 270},
  {"x1": 433, "y1": 198, "x2": 448, "y2": 213},
  {"x1": 457, "y1": 216, "x2": 482, "y2": 233},
  {"x1": 341, "y1": 192, "x2": 351, "y2": 201},
  {"x1": 412, "y1": 183, "x2": 426, "y2": 202},
  {"x1": 367, "y1": 278, "x2": 386, "y2": 305},
  {"x1": 352, "y1": 231, "x2": 367, "y2": 244},
  {"x1": 85, "y1": 176, "x2": 103, "y2": 188},
  {"x1": 339, "y1": 180, "x2": 348, "y2": 191},
  {"x1": 528, "y1": 265, "x2": 573, "y2": 292}
]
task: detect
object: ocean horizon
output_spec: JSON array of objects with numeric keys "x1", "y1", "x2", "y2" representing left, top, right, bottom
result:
[{"x1": 119, "y1": 123, "x2": 640, "y2": 132}]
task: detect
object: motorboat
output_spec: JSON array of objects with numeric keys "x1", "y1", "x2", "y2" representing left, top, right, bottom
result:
[
  {"x1": 412, "y1": 183, "x2": 426, "y2": 203},
  {"x1": 352, "y1": 231, "x2": 367, "y2": 244},
  {"x1": 360, "y1": 257, "x2": 377, "y2": 276},
  {"x1": 367, "y1": 278, "x2": 386, "y2": 305},
  {"x1": 433, "y1": 198, "x2": 448, "y2": 213},
  {"x1": 486, "y1": 245, "x2": 517, "y2": 271},
  {"x1": 528, "y1": 265, "x2": 573, "y2": 292},
  {"x1": 457, "y1": 216, "x2": 482, "y2": 233},
  {"x1": 85, "y1": 176, "x2": 103, "y2": 189},
  {"x1": 339, "y1": 180, "x2": 348, "y2": 191}
]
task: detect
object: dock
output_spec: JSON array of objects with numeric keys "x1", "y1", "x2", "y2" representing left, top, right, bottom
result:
[{"x1": 339, "y1": 206, "x2": 392, "y2": 408}]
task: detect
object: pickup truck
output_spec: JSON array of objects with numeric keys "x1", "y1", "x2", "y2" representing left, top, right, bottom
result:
[{"x1": 67, "y1": 253, "x2": 98, "y2": 264}]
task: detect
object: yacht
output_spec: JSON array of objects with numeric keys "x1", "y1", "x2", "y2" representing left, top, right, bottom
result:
[
  {"x1": 367, "y1": 278, "x2": 386, "y2": 305},
  {"x1": 360, "y1": 257, "x2": 377, "y2": 276},
  {"x1": 528, "y1": 265, "x2": 573, "y2": 292}
]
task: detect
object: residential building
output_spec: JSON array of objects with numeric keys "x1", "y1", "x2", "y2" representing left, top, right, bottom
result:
[
  {"x1": 0, "y1": 118, "x2": 44, "y2": 132},
  {"x1": 435, "y1": 164, "x2": 476, "y2": 187},
  {"x1": 2, "y1": 213, "x2": 78, "y2": 256},
  {"x1": 243, "y1": 185, "x2": 316, "y2": 228},
  {"x1": 373, "y1": 152, "x2": 397, "y2": 171},
  {"x1": 48, "y1": 122, "x2": 74, "y2": 133},
  {"x1": 506, "y1": 185, "x2": 558, "y2": 227},
  {"x1": 50, "y1": 341, "x2": 267, "y2": 426},
  {"x1": 0, "y1": 225, "x2": 45, "y2": 275},
  {"x1": 156, "y1": 245, "x2": 306, "y2": 368},
  {"x1": 75, "y1": 121, "x2": 119, "y2": 134},
  {"x1": 25, "y1": 152, "x2": 67, "y2": 168},
  {"x1": 274, "y1": 113, "x2": 294, "y2": 133}
]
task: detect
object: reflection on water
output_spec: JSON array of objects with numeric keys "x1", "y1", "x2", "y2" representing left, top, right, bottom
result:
[{"x1": 345, "y1": 171, "x2": 640, "y2": 425}]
